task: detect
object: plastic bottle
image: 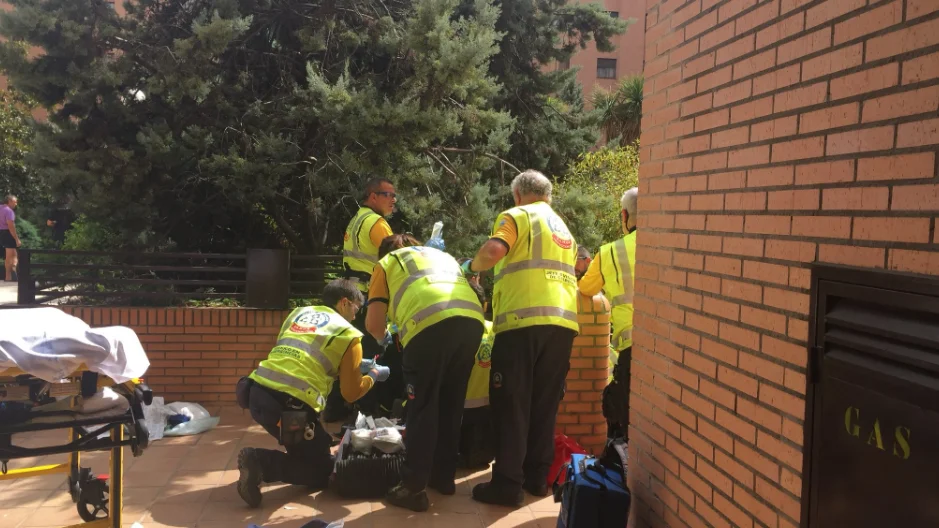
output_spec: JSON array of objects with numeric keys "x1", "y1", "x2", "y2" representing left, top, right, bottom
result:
[{"x1": 426, "y1": 221, "x2": 445, "y2": 250}]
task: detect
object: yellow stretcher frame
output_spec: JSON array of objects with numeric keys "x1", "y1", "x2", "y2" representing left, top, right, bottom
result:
[{"x1": 0, "y1": 365, "x2": 151, "y2": 528}]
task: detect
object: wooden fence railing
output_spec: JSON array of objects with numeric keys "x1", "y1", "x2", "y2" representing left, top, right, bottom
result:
[{"x1": 15, "y1": 249, "x2": 343, "y2": 308}]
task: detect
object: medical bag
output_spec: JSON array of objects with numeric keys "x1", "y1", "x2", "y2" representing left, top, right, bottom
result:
[{"x1": 553, "y1": 453, "x2": 630, "y2": 528}]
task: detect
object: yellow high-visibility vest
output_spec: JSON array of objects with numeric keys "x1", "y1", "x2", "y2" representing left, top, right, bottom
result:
[
  {"x1": 343, "y1": 207, "x2": 383, "y2": 290},
  {"x1": 249, "y1": 306, "x2": 360, "y2": 413},
  {"x1": 491, "y1": 202, "x2": 579, "y2": 334},
  {"x1": 380, "y1": 246, "x2": 484, "y2": 347},
  {"x1": 465, "y1": 320, "x2": 494, "y2": 408},
  {"x1": 599, "y1": 230, "x2": 636, "y2": 351}
]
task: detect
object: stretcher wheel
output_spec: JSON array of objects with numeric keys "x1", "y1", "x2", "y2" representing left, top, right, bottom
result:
[{"x1": 75, "y1": 472, "x2": 109, "y2": 522}]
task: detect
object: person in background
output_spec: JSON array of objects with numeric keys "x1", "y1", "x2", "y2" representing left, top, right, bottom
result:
[
  {"x1": 235, "y1": 279, "x2": 390, "y2": 508},
  {"x1": 46, "y1": 196, "x2": 75, "y2": 247},
  {"x1": 575, "y1": 245, "x2": 592, "y2": 280},
  {"x1": 461, "y1": 170, "x2": 580, "y2": 506},
  {"x1": 458, "y1": 278, "x2": 496, "y2": 469},
  {"x1": 578, "y1": 187, "x2": 638, "y2": 440},
  {"x1": 328, "y1": 177, "x2": 397, "y2": 421},
  {"x1": 1, "y1": 195, "x2": 20, "y2": 282},
  {"x1": 366, "y1": 234, "x2": 484, "y2": 512}
]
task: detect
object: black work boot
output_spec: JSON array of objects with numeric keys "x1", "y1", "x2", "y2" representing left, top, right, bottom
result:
[
  {"x1": 523, "y1": 479, "x2": 549, "y2": 497},
  {"x1": 237, "y1": 448, "x2": 263, "y2": 508},
  {"x1": 472, "y1": 480, "x2": 524, "y2": 507},
  {"x1": 385, "y1": 483, "x2": 430, "y2": 512}
]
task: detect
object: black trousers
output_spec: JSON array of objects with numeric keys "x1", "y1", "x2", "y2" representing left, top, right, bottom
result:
[
  {"x1": 324, "y1": 305, "x2": 387, "y2": 419},
  {"x1": 604, "y1": 346, "x2": 631, "y2": 439},
  {"x1": 247, "y1": 383, "x2": 333, "y2": 488},
  {"x1": 400, "y1": 316, "x2": 483, "y2": 491},
  {"x1": 458, "y1": 405, "x2": 494, "y2": 469},
  {"x1": 490, "y1": 325, "x2": 576, "y2": 489}
]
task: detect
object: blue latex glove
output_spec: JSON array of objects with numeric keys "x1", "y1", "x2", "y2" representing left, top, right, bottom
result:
[
  {"x1": 390, "y1": 323, "x2": 399, "y2": 334},
  {"x1": 426, "y1": 237, "x2": 445, "y2": 251},
  {"x1": 359, "y1": 358, "x2": 376, "y2": 374},
  {"x1": 460, "y1": 259, "x2": 477, "y2": 276},
  {"x1": 368, "y1": 366, "x2": 391, "y2": 382},
  {"x1": 379, "y1": 329, "x2": 394, "y2": 348}
]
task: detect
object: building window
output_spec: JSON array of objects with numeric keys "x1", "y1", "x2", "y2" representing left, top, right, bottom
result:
[
  {"x1": 597, "y1": 58, "x2": 617, "y2": 79},
  {"x1": 608, "y1": 11, "x2": 620, "y2": 18}
]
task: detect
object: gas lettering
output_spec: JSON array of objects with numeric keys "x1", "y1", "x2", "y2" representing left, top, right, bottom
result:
[{"x1": 844, "y1": 406, "x2": 911, "y2": 460}]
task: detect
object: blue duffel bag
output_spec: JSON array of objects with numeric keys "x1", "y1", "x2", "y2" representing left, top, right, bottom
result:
[{"x1": 553, "y1": 453, "x2": 630, "y2": 528}]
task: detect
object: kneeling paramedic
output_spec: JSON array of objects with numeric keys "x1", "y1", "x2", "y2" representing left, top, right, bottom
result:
[
  {"x1": 234, "y1": 279, "x2": 391, "y2": 508},
  {"x1": 366, "y1": 234, "x2": 484, "y2": 512}
]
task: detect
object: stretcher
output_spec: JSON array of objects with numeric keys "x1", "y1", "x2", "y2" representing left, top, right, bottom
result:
[
  {"x1": 0, "y1": 308, "x2": 152, "y2": 528},
  {"x1": 0, "y1": 366, "x2": 152, "y2": 528}
]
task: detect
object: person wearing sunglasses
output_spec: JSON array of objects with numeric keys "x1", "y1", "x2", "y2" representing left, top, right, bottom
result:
[
  {"x1": 328, "y1": 177, "x2": 398, "y2": 421},
  {"x1": 234, "y1": 279, "x2": 391, "y2": 508}
]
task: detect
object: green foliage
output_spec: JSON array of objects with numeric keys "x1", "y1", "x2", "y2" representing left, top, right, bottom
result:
[
  {"x1": 489, "y1": 1, "x2": 629, "y2": 176},
  {"x1": 62, "y1": 215, "x2": 122, "y2": 251},
  {"x1": 553, "y1": 142, "x2": 639, "y2": 252},
  {"x1": 0, "y1": 89, "x2": 39, "y2": 197},
  {"x1": 0, "y1": 0, "x2": 629, "y2": 257},
  {"x1": 592, "y1": 75, "x2": 644, "y2": 147},
  {"x1": 14, "y1": 217, "x2": 42, "y2": 248}
]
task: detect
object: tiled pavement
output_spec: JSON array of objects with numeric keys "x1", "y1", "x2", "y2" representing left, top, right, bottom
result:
[{"x1": 0, "y1": 407, "x2": 560, "y2": 528}]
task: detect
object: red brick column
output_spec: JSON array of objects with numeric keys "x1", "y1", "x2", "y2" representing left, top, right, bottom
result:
[{"x1": 556, "y1": 293, "x2": 611, "y2": 455}]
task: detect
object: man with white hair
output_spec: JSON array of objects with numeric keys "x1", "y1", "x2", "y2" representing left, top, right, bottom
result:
[
  {"x1": 461, "y1": 170, "x2": 579, "y2": 506},
  {"x1": 578, "y1": 187, "x2": 638, "y2": 440}
]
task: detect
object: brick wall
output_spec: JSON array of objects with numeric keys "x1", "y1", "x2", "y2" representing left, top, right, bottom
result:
[
  {"x1": 634, "y1": 1, "x2": 939, "y2": 527},
  {"x1": 62, "y1": 304, "x2": 609, "y2": 452},
  {"x1": 62, "y1": 307, "x2": 287, "y2": 404}
]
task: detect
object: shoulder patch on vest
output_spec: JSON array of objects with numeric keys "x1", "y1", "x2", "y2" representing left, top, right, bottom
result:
[
  {"x1": 290, "y1": 311, "x2": 330, "y2": 333},
  {"x1": 547, "y1": 214, "x2": 573, "y2": 249}
]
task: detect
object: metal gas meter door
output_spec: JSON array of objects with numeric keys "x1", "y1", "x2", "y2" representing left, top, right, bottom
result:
[{"x1": 802, "y1": 265, "x2": 939, "y2": 528}]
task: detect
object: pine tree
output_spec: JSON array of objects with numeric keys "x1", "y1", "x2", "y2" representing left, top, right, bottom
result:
[
  {"x1": 0, "y1": 0, "x2": 513, "y2": 254},
  {"x1": 483, "y1": 0, "x2": 629, "y2": 176}
]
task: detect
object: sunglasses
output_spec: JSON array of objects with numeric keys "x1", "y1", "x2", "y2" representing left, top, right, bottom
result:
[{"x1": 374, "y1": 191, "x2": 397, "y2": 199}]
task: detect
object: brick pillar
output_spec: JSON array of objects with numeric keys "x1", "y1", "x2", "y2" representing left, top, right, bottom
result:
[{"x1": 556, "y1": 293, "x2": 611, "y2": 455}]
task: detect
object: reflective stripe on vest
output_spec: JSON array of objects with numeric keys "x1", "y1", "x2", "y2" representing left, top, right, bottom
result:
[
  {"x1": 349, "y1": 209, "x2": 379, "y2": 263},
  {"x1": 609, "y1": 237, "x2": 635, "y2": 307},
  {"x1": 494, "y1": 212, "x2": 576, "y2": 282},
  {"x1": 275, "y1": 336, "x2": 339, "y2": 378},
  {"x1": 493, "y1": 306, "x2": 578, "y2": 327},
  {"x1": 342, "y1": 208, "x2": 381, "y2": 283},
  {"x1": 342, "y1": 248, "x2": 378, "y2": 264},
  {"x1": 397, "y1": 299, "x2": 483, "y2": 341},
  {"x1": 391, "y1": 253, "x2": 463, "y2": 312},
  {"x1": 254, "y1": 366, "x2": 326, "y2": 409}
]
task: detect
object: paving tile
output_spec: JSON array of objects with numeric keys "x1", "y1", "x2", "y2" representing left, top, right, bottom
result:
[{"x1": 0, "y1": 420, "x2": 562, "y2": 528}]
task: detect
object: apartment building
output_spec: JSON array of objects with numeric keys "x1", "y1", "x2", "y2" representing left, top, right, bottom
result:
[{"x1": 558, "y1": 0, "x2": 647, "y2": 100}]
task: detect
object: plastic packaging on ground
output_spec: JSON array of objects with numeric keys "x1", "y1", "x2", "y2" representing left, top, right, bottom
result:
[{"x1": 141, "y1": 398, "x2": 219, "y2": 440}]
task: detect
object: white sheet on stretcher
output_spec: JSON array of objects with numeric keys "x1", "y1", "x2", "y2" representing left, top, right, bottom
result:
[{"x1": 0, "y1": 307, "x2": 149, "y2": 383}]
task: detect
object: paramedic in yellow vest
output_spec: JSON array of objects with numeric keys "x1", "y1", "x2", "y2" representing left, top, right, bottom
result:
[
  {"x1": 459, "y1": 276, "x2": 496, "y2": 469},
  {"x1": 578, "y1": 187, "x2": 638, "y2": 440},
  {"x1": 366, "y1": 234, "x2": 484, "y2": 512},
  {"x1": 328, "y1": 177, "x2": 396, "y2": 421},
  {"x1": 462, "y1": 170, "x2": 580, "y2": 507},
  {"x1": 234, "y1": 279, "x2": 390, "y2": 508}
]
